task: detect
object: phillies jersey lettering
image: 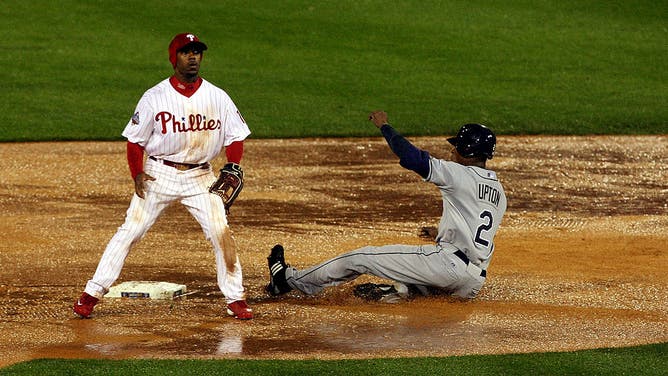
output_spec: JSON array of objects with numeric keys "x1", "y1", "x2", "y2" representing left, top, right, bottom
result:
[
  {"x1": 122, "y1": 78, "x2": 250, "y2": 164},
  {"x1": 155, "y1": 111, "x2": 222, "y2": 134}
]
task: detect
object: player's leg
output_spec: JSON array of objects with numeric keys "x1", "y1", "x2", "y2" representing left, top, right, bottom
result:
[
  {"x1": 184, "y1": 192, "x2": 245, "y2": 297},
  {"x1": 285, "y1": 244, "x2": 452, "y2": 295},
  {"x1": 84, "y1": 184, "x2": 172, "y2": 298},
  {"x1": 74, "y1": 190, "x2": 172, "y2": 318},
  {"x1": 181, "y1": 170, "x2": 250, "y2": 319},
  {"x1": 75, "y1": 160, "x2": 175, "y2": 318}
]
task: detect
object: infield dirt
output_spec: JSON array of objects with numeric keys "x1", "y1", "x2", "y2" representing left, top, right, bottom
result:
[{"x1": 0, "y1": 136, "x2": 666, "y2": 366}]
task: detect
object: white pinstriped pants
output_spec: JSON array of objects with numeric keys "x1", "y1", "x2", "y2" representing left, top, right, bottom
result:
[{"x1": 84, "y1": 157, "x2": 245, "y2": 303}]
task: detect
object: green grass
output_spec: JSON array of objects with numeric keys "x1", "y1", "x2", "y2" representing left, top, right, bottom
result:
[
  {"x1": 1, "y1": 342, "x2": 666, "y2": 375},
  {"x1": 1, "y1": 0, "x2": 666, "y2": 141}
]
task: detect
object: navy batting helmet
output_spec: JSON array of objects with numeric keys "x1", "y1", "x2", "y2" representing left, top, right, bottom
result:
[{"x1": 447, "y1": 123, "x2": 496, "y2": 159}]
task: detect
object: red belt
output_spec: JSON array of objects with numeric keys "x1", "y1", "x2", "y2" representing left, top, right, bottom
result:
[{"x1": 149, "y1": 156, "x2": 210, "y2": 171}]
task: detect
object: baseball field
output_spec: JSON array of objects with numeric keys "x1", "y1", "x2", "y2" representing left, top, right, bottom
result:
[{"x1": 1, "y1": 1, "x2": 667, "y2": 375}]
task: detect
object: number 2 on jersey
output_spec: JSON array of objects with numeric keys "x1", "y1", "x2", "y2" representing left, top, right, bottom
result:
[{"x1": 475, "y1": 210, "x2": 493, "y2": 247}]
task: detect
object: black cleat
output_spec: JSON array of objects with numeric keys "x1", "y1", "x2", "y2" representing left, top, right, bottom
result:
[
  {"x1": 353, "y1": 283, "x2": 409, "y2": 303},
  {"x1": 266, "y1": 244, "x2": 293, "y2": 296}
]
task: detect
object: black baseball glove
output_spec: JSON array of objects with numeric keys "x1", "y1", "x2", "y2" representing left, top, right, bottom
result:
[{"x1": 209, "y1": 163, "x2": 244, "y2": 213}]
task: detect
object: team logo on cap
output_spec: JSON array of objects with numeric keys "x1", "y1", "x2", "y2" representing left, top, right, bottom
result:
[{"x1": 186, "y1": 34, "x2": 196, "y2": 41}]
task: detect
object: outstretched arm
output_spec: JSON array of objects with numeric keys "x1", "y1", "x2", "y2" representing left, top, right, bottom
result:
[{"x1": 369, "y1": 111, "x2": 430, "y2": 179}]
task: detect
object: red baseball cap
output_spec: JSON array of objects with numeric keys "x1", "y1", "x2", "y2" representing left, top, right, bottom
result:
[{"x1": 169, "y1": 33, "x2": 208, "y2": 68}]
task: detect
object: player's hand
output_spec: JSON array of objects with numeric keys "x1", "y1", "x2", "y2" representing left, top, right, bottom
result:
[
  {"x1": 134, "y1": 172, "x2": 156, "y2": 199},
  {"x1": 368, "y1": 110, "x2": 388, "y2": 128},
  {"x1": 418, "y1": 226, "x2": 438, "y2": 240}
]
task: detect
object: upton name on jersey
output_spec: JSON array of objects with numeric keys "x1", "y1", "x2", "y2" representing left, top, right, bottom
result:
[{"x1": 478, "y1": 183, "x2": 502, "y2": 207}]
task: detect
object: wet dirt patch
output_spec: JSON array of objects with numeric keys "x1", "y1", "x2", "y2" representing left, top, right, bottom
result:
[{"x1": 0, "y1": 136, "x2": 666, "y2": 366}]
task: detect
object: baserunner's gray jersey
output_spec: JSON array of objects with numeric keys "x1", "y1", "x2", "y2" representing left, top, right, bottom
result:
[{"x1": 428, "y1": 158, "x2": 506, "y2": 271}]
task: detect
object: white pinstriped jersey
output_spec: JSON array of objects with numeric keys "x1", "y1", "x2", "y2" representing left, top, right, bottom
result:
[
  {"x1": 427, "y1": 158, "x2": 507, "y2": 270},
  {"x1": 122, "y1": 78, "x2": 251, "y2": 163}
]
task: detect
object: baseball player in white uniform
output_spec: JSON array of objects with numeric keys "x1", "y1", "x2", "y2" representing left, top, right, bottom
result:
[
  {"x1": 267, "y1": 111, "x2": 506, "y2": 302},
  {"x1": 73, "y1": 33, "x2": 253, "y2": 319}
]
